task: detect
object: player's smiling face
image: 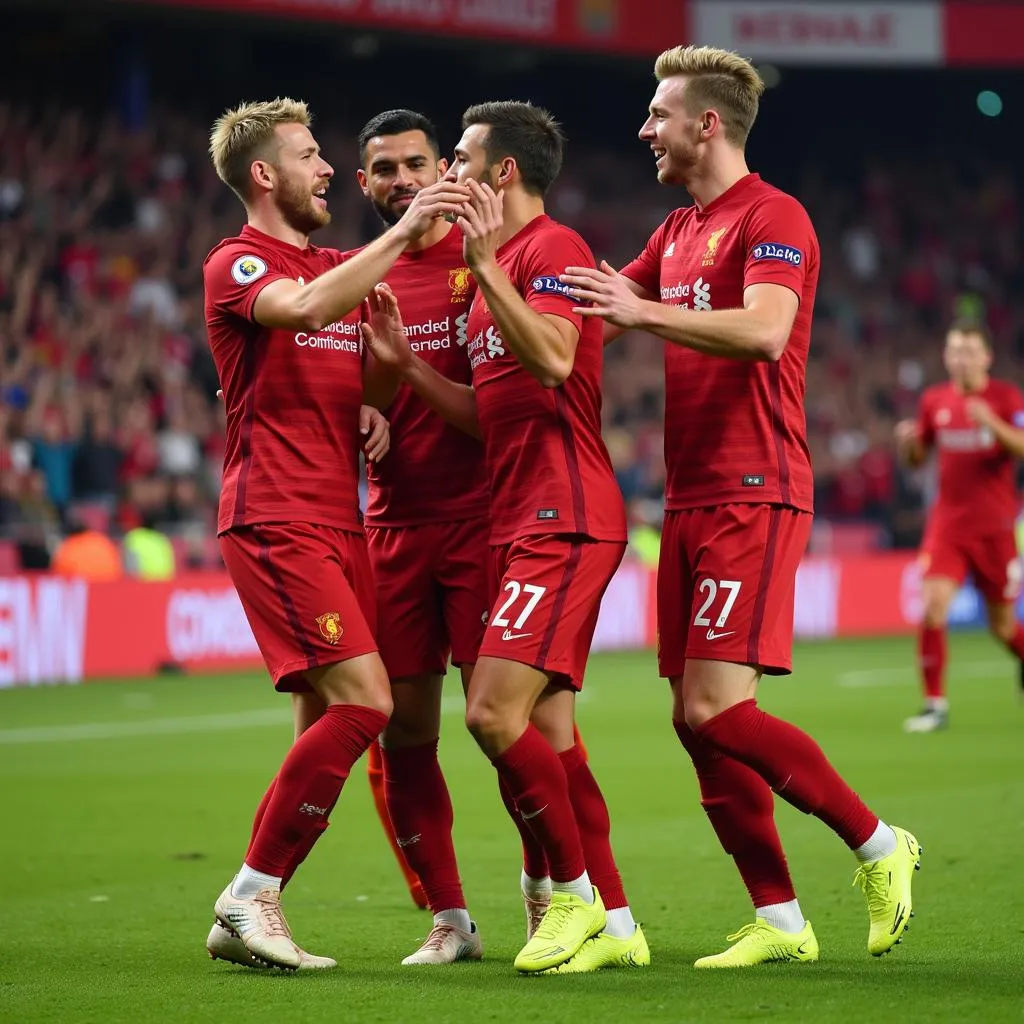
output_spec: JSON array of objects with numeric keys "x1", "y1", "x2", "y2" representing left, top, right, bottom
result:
[
  {"x1": 358, "y1": 130, "x2": 446, "y2": 227},
  {"x1": 639, "y1": 77, "x2": 701, "y2": 185},
  {"x1": 269, "y1": 122, "x2": 334, "y2": 233},
  {"x1": 944, "y1": 329, "x2": 992, "y2": 391}
]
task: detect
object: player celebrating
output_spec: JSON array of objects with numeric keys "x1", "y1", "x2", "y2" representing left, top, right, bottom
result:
[
  {"x1": 895, "y1": 319, "x2": 1024, "y2": 733},
  {"x1": 355, "y1": 108, "x2": 490, "y2": 964},
  {"x1": 201, "y1": 97, "x2": 469, "y2": 970},
  {"x1": 560, "y1": 46, "x2": 921, "y2": 966},
  {"x1": 363, "y1": 101, "x2": 648, "y2": 974}
]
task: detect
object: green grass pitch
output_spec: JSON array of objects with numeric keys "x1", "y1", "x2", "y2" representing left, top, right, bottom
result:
[{"x1": 1, "y1": 633, "x2": 1022, "y2": 1023}]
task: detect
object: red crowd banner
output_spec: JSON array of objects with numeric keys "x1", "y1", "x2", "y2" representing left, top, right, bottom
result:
[
  {"x1": 120, "y1": 0, "x2": 687, "y2": 56},
  {"x1": 0, "y1": 553, "x2": 963, "y2": 687}
]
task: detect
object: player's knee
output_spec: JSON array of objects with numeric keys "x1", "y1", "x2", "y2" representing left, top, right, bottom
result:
[
  {"x1": 464, "y1": 695, "x2": 523, "y2": 755},
  {"x1": 989, "y1": 615, "x2": 1016, "y2": 644},
  {"x1": 922, "y1": 602, "x2": 949, "y2": 629},
  {"x1": 682, "y1": 697, "x2": 720, "y2": 731}
]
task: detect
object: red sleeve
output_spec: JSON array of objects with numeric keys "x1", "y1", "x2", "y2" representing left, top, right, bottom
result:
[
  {"x1": 203, "y1": 243, "x2": 291, "y2": 323},
  {"x1": 742, "y1": 194, "x2": 816, "y2": 301},
  {"x1": 916, "y1": 390, "x2": 935, "y2": 447},
  {"x1": 620, "y1": 219, "x2": 667, "y2": 295},
  {"x1": 519, "y1": 227, "x2": 594, "y2": 333}
]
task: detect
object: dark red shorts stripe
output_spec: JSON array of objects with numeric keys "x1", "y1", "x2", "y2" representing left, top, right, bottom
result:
[{"x1": 746, "y1": 507, "x2": 781, "y2": 665}]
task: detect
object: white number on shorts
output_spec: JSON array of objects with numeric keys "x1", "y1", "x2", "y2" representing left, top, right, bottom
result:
[
  {"x1": 693, "y1": 578, "x2": 742, "y2": 628},
  {"x1": 492, "y1": 581, "x2": 548, "y2": 630}
]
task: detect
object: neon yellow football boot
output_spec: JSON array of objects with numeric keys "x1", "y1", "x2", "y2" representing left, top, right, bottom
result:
[
  {"x1": 853, "y1": 825, "x2": 922, "y2": 956},
  {"x1": 547, "y1": 923, "x2": 650, "y2": 973},
  {"x1": 694, "y1": 919, "x2": 818, "y2": 968},
  {"x1": 513, "y1": 886, "x2": 605, "y2": 973}
]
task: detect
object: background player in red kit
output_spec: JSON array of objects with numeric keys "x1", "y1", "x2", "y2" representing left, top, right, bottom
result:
[
  {"x1": 354, "y1": 109, "x2": 490, "y2": 964},
  {"x1": 896, "y1": 320, "x2": 1024, "y2": 733},
  {"x1": 561, "y1": 46, "x2": 921, "y2": 967},
  {"x1": 201, "y1": 98, "x2": 469, "y2": 970},
  {"x1": 363, "y1": 101, "x2": 648, "y2": 974}
]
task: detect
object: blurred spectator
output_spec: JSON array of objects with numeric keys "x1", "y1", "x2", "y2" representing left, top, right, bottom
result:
[
  {"x1": 123, "y1": 513, "x2": 175, "y2": 580},
  {"x1": 51, "y1": 517, "x2": 123, "y2": 581},
  {"x1": 1, "y1": 97, "x2": 1021, "y2": 574}
]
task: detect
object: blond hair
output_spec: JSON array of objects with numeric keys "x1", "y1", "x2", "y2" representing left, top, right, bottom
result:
[
  {"x1": 209, "y1": 97, "x2": 311, "y2": 202},
  {"x1": 654, "y1": 45, "x2": 764, "y2": 146}
]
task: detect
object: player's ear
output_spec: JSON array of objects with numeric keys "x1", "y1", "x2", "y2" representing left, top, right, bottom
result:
[
  {"x1": 251, "y1": 159, "x2": 275, "y2": 194},
  {"x1": 355, "y1": 168, "x2": 370, "y2": 198},
  {"x1": 436, "y1": 157, "x2": 449, "y2": 177},
  {"x1": 497, "y1": 156, "x2": 516, "y2": 187}
]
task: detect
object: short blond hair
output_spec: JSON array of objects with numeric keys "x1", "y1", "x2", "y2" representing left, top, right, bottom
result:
[
  {"x1": 209, "y1": 97, "x2": 311, "y2": 202},
  {"x1": 654, "y1": 45, "x2": 764, "y2": 146}
]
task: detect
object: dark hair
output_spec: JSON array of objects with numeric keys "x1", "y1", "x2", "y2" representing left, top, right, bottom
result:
[
  {"x1": 358, "y1": 109, "x2": 440, "y2": 163},
  {"x1": 947, "y1": 317, "x2": 992, "y2": 349},
  {"x1": 461, "y1": 101, "x2": 565, "y2": 197}
]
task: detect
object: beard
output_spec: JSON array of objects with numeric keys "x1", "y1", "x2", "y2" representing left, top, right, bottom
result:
[
  {"x1": 277, "y1": 173, "x2": 331, "y2": 234},
  {"x1": 370, "y1": 190, "x2": 417, "y2": 228}
]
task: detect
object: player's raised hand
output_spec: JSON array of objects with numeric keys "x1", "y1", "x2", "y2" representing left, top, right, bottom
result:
[
  {"x1": 398, "y1": 180, "x2": 472, "y2": 240},
  {"x1": 458, "y1": 179, "x2": 503, "y2": 270},
  {"x1": 893, "y1": 419, "x2": 918, "y2": 449},
  {"x1": 360, "y1": 284, "x2": 414, "y2": 373},
  {"x1": 560, "y1": 261, "x2": 644, "y2": 328},
  {"x1": 359, "y1": 405, "x2": 390, "y2": 462}
]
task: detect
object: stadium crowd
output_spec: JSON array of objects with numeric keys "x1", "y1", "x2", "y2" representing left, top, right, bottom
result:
[{"x1": 1, "y1": 100, "x2": 1021, "y2": 571}]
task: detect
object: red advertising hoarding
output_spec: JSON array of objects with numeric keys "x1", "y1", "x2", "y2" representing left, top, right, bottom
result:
[{"x1": 119, "y1": 0, "x2": 685, "y2": 56}]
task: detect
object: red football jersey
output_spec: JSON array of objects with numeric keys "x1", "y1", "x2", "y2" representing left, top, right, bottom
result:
[
  {"x1": 364, "y1": 226, "x2": 489, "y2": 526},
  {"x1": 466, "y1": 214, "x2": 626, "y2": 545},
  {"x1": 203, "y1": 225, "x2": 364, "y2": 535},
  {"x1": 622, "y1": 173, "x2": 818, "y2": 513},
  {"x1": 917, "y1": 378, "x2": 1024, "y2": 536}
]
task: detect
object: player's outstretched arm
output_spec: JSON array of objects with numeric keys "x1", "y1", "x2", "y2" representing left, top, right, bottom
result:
[
  {"x1": 564, "y1": 263, "x2": 795, "y2": 361},
  {"x1": 461, "y1": 180, "x2": 578, "y2": 387},
  {"x1": 360, "y1": 284, "x2": 481, "y2": 439},
  {"x1": 252, "y1": 181, "x2": 472, "y2": 332}
]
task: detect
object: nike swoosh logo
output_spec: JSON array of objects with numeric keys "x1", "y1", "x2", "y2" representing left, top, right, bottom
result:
[
  {"x1": 521, "y1": 804, "x2": 548, "y2": 820},
  {"x1": 502, "y1": 629, "x2": 533, "y2": 641},
  {"x1": 706, "y1": 629, "x2": 735, "y2": 641},
  {"x1": 797, "y1": 941, "x2": 810, "y2": 954}
]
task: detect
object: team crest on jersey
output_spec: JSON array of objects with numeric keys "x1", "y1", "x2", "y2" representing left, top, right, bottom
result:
[
  {"x1": 316, "y1": 612, "x2": 343, "y2": 644},
  {"x1": 231, "y1": 255, "x2": 268, "y2": 285},
  {"x1": 702, "y1": 227, "x2": 728, "y2": 266},
  {"x1": 449, "y1": 267, "x2": 473, "y2": 303}
]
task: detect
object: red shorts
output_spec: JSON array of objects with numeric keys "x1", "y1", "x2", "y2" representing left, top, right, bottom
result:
[
  {"x1": 477, "y1": 535, "x2": 626, "y2": 690},
  {"x1": 365, "y1": 517, "x2": 490, "y2": 679},
  {"x1": 657, "y1": 504, "x2": 811, "y2": 678},
  {"x1": 220, "y1": 522, "x2": 378, "y2": 692},
  {"x1": 920, "y1": 527, "x2": 1022, "y2": 604}
]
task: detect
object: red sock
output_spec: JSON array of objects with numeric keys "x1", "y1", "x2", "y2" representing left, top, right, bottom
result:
[
  {"x1": 697, "y1": 700, "x2": 878, "y2": 850},
  {"x1": 1005, "y1": 626, "x2": 1024, "y2": 661},
  {"x1": 246, "y1": 704, "x2": 388, "y2": 876},
  {"x1": 498, "y1": 775, "x2": 549, "y2": 878},
  {"x1": 367, "y1": 740, "x2": 425, "y2": 903},
  {"x1": 559, "y1": 744, "x2": 627, "y2": 910},
  {"x1": 492, "y1": 725, "x2": 585, "y2": 883},
  {"x1": 246, "y1": 776, "x2": 277, "y2": 857},
  {"x1": 675, "y1": 721, "x2": 795, "y2": 907},
  {"x1": 382, "y1": 741, "x2": 465, "y2": 912},
  {"x1": 919, "y1": 626, "x2": 947, "y2": 699}
]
